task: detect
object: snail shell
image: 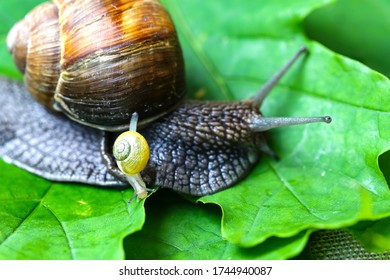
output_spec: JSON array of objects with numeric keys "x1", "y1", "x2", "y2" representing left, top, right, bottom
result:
[
  {"x1": 7, "y1": 0, "x2": 186, "y2": 131},
  {"x1": 114, "y1": 130, "x2": 150, "y2": 175}
]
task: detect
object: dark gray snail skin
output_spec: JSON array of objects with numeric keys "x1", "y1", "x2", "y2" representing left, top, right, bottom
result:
[
  {"x1": 107, "y1": 100, "x2": 329, "y2": 196},
  {"x1": 143, "y1": 101, "x2": 264, "y2": 195},
  {"x1": 0, "y1": 48, "x2": 331, "y2": 196},
  {"x1": 0, "y1": 78, "x2": 262, "y2": 196},
  {"x1": 105, "y1": 100, "x2": 274, "y2": 195}
]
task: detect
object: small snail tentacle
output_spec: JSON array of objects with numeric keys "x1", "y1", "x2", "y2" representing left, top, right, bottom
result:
[{"x1": 113, "y1": 112, "x2": 154, "y2": 201}]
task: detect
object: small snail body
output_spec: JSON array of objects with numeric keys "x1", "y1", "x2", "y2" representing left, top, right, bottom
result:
[
  {"x1": 3, "y1": 0, "x2": 332, "y2": 199},
  {"x1": 114, "y1": 113, "x2": 152, "y2": 199}
]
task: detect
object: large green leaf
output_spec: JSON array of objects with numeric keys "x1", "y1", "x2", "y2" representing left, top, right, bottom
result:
[
  {"x1": 1, "y1": 0, "x2": 389, "y2": 260},
  {"x1": 303, "y1": 0, "x2": 390, "y2": 257},
  {"x1": 124, "y1": 190, "x2": 311, "y2": 260},
  {"x1": 0, "y1": 160, "x2": 145, "y2": 259},
  {"x1": 304, "y1": 0, "x2": 390, "y2": 78},
  {"x1": 166, "y1": 0, "x2": 390, "y2": 249},
  {"x1": 200, "y1": 42, "x2": 390, "y2": 246}
]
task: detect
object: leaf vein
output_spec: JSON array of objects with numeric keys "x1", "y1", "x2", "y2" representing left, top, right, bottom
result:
[
  {"x1": 0, "y1": 186, "x2": 51, "y2": 249},
  {"x1": 269, "y1": 162, "x2": 326, "y2": 221},
  {"x1": 171, "y1": 4, "x2": 234, "y2": 100},
  {"x1": 41, "y1": 203, "x2": 75, "y2": 259}
]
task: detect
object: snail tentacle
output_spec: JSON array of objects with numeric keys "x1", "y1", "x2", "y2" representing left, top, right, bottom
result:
[
  {"x1": 126, "y1": 173, "x2": 155, "y2": 203},
  {"x1": 250, "y1": 116, "x2": 332, "y2": 132},
  {"x1": 250, "y1": 46, "x2": 308, "y2": 108},
  {"x1": 248, "y1": 47, "x2": 331, "y2": 133}
]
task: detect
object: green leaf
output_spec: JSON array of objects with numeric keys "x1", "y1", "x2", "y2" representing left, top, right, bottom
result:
[
  {"x1": 200, "y1": 42, "x2": 390, "y2": 246},
  {"x1": 124, "y1": 191, "x2": 311, "y2": 260},
  {"x1": 304, "y1": 0, "x2": 390, "y2": 78},
  {"x1": 171, "y1": 0, "x2": 390, "y2": 248},
  {"x1": 379, "y1": 150, "x2": 390, "y2": 187},
  {"x1": 1, "y1": 0, "x2": 390, "y2": 260},
  {"x1": 0, "y1": 160, "x2": 145, "y2": 259},
  {"x1": 349, "y1": 217, "x2": 390, "y2": 252}
]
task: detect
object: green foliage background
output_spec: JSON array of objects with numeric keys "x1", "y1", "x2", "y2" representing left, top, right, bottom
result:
[{"x1": 0, "y1": 0, "x2": 389, "y2": 259}]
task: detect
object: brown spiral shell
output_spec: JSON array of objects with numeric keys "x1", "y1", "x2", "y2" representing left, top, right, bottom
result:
[{"x1": 7, "y1": 0, "x2": 186, "y2": 131}]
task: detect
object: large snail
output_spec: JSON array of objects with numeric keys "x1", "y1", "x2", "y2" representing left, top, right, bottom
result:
[{"x1": 1, "y1": 0, "x2": 331, "y2": 200}]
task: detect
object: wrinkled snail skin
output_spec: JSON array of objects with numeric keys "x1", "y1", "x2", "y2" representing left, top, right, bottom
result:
[
  {"x1": 103, "y1": 100, "x2": 267, "y2": 195},
  {"x1": 138, "y1": 100, "x2": 267, "y2": 196},
  {"x1": 0, "y1": 77, "x2": 123, "y2": 187},
  {"x1": 108, "y1": 98, "x2": 331, "y2": 196},
  {"x1": 3, "y1": 0, "x2": 332, "y2": 197}
]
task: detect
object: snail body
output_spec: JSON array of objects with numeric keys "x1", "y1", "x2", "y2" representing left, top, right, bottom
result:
[{"x1": 3, "y1": 0, "x2": 331, "y2": 198}]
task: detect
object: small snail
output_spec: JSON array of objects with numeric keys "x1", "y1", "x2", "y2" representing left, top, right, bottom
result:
[
  {"x1": 2, "y1": 0, "x2": 331, "y2": 199},
  {"x1": 113, "y1": 112, "x2": 153, "y2": 199}
]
